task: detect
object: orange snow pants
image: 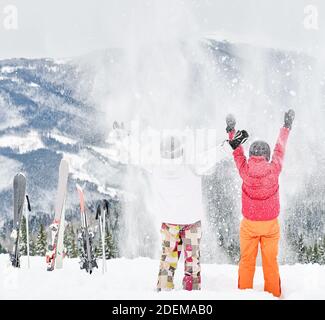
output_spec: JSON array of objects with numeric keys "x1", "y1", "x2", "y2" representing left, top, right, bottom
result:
[{"x1": 238, "y1": 218, "x2": 281, "y2": 297}]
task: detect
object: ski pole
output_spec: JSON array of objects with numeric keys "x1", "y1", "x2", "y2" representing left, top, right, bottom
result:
[
  {"x1": 101, "y1": 204, "x2": 106, "y2": 273},
  {"x1": 103, "y1": 200, "x2": 109, "y2": 273},
  {"x1": 96, "y1": 203, "x2": 105, "y2": 274},
  {"x1": 25, "y1": 195, "x2": 31, "y2": 269},
  {"x1": 100, "y1": 218, "x2": 105, "y2": 274}
]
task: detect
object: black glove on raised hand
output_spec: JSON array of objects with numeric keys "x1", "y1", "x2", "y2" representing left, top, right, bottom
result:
[
  {"x1": 226, "y1": 114, "x2": 236, "y2": 133},
  {"x1": 284, "y1": 109, "x2": 295, "y2": 129},
  {"x1": 229, "y1": 130, "x2": 249, "y2": 150}
]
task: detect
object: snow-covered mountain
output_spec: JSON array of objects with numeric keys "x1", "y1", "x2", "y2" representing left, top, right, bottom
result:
[
  {"x1": 1, "y1": 39, "x2": 325, "y2": 263},
  {"x1": 0, "y1": 56, "x2": 126, "y2": 251}
]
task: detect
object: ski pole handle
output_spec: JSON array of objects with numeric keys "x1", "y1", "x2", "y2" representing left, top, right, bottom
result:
[
  {"x1": 26, "y1": 195, "x2": 31, "y2": 212},
  {"x1": 95, "y1": 203, "x2": 101, "y2": 220},
  {"x1": 103, "y1": 199, "x2": 109, "y2": 217}
]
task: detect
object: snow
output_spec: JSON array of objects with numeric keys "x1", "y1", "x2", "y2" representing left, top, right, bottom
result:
[
  {"x1": 0, "y1": 65, "x2": 37, "y2": 73},
  {"x1": 66, "y1": 152, "x2": 119, "y2": 198},
  {"x1": 0, "y1": 254, "x2": 325, "y2": 300},
  {"x1": 29, "y1": 82, "x2": 40, "y2": 88},
  {"x1": 0, "y1": 131, "x2": 44, "y2": 153},
  {"x1": 0, "y1": 66, "x2": 17, "y2": 74},
  {"x1": 50, "y1": 131, "x2": 77, "y2": 145},
  {"x1": 92, "y1": 146, "x2": 123, "y2": 163},
  {"x1": 0, "y1": 156, "x2": 22, "y2": 192},
  {"x1": 0, "y1": 97, "x2": 26, "y2": 130},
  {"x1": 45, "y1": 65, "x2": 58, "y2": 72},
  {"x1": 97, "y1": 185, "x2": 118, "y2": 198}
]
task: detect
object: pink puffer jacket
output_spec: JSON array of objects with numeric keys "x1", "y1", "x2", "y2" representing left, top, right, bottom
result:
[{"x1": 229, "y1": 127, "x2": 290, "y2": 221}]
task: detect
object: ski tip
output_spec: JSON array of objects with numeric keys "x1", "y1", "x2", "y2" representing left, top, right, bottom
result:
[
  {"x1": 76, "y1": 183, "x2": 82, "y2": 192},
  {"x1": 14, "y1": 172, "x2": 26, "y2": 180},
  {"x1": 13, "y1": 172, "x2": 27, "y2": 189}
]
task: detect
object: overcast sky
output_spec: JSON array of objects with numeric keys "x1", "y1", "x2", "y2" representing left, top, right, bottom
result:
[{"x1": 0, "y1": 0, "x2": 324, "y2": 59}]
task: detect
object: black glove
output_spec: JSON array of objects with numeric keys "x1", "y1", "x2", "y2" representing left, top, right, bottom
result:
[
  {"x1": 229, "y1": 130, "x2": 249, "y2": 150},
  {"x1": 284, "y1": 109, "x2": 295, "y2": 129},
  {"x1": 226, "y1": 114, "x2": 236, "y2": 133}
]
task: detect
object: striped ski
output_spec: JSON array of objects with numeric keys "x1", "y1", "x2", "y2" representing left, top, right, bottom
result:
[
  {"x1": 76, "y1": 184, "x2": 98, "y2": 274},
  {"x1": 46, "y1": 159, "x2": 69, "y2": 271}
]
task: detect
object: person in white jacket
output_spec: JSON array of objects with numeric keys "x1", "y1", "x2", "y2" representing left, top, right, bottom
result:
[
  {"x1": 153, "y1": 131, "x2": 248, "y2": 291},
  {"x1": 109, "y1": 122, "x2": 248, "y2": 291}
]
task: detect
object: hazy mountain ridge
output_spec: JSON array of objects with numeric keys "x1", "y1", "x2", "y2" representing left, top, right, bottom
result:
[{"x1": 1, "y1": 40, "x2": 325, "y2": 263}]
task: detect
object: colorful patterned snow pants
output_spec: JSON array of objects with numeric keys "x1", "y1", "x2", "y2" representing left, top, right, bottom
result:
[{"x1": 157, "y1": 221, "x2": 201, "y2": 291}]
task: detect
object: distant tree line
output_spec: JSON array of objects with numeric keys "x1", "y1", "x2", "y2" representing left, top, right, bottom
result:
[
  {"x1": 1, "y1": 164, "x2": 325, "y2": 265},
  {"x1": 0, "y1": 200, "x2": 120, "y2": 261},
  {"x1": 292, "y1": 234, "x2": 325, "y2": 264}
]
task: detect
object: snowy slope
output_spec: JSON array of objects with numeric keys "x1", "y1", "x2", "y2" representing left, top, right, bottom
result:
[
  {"x1": 0, "y1": 57, "x2": 122, "y2": 221},
  {"x1": 0, "y1": 131, "x2": 44, "y2": 153},
  {"x1": 0, "y1": 254, "x2": 325, "y2": 300}
]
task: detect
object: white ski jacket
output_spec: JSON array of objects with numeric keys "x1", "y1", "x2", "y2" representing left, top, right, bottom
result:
[
  {"x1": 148, "y1": 143, "x2": 233, "y2": 225},
  {"x1": 111, "y1": 126, "x2": 233, "y2": 225}
]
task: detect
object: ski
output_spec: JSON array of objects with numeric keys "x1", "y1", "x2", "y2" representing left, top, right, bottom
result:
[
  {"x1": 96, "y1": 199, "x2": 109, "y2": 273},
  {"x1": 10, "y1": 173, "x2": 27, "y2": 268},
  {"x1": 46, "y1": 220, "x2": 59, "y2": 271},
  {"x1": 76, "y1": 184, "x2": 97, "y2": 274},
  {"x1": 46, "y1": 158, "x2": 69, "y2": 271}
]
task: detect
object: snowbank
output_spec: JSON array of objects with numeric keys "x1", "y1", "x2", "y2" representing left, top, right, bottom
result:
[{"x1": 1, "y1": 255, "x2": 325, "y2": 300}]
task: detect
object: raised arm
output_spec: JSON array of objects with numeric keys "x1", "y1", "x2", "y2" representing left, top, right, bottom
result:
[
  {"x1": 226, "y1": 114, "x2": 249, "y2": 178},
  {"x1": 271, "y1": 109, "x2": 295, "y2": 173},
  {"x1": 229, "y1": 130, "x2": 248, "y2": 177}
]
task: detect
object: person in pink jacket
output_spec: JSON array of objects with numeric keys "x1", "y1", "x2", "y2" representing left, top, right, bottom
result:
[{"x1": 226, "y1": 110, "x2": 295, "y2": 297}]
